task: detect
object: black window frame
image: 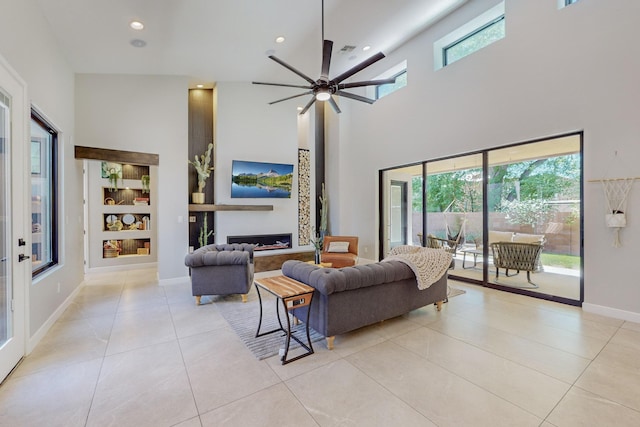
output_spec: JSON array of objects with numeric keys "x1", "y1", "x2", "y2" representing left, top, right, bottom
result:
[
  {"x1": 443, "y1": 15, "x2": 505, "y2": 67},
  {"x1": 30, "y1": 109, "x2": 59, "y2": 277}
]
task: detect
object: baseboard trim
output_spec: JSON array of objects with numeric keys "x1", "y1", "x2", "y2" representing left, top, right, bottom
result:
[
  {"x1": 85, "y1": 262, "x2": 158, "y2": 275},
  {"x1": 27, "y1": 281, "x2": 85, "y2": 354},
  {"x1": 582, "y1": 303, "x2": 640, "y2": 324}
]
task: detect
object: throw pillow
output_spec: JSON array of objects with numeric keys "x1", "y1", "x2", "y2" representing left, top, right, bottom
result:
[{"x1": 327, "y1": 241, "x2": 349, "y2": 253}]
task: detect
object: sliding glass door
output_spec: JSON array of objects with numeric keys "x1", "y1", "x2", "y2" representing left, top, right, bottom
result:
[
  {"x1": 484, "y1": 136, "x2": 582, "y2": 301},
  {"x1": 380, "y1": 133, "x2": 583, "y2": 304},
  {"x1": 425, "y1": 154, "x2": 483, "y2": 275},
  {"x1": 380, "y1": 164, "x2": 422, "y2": 258}
]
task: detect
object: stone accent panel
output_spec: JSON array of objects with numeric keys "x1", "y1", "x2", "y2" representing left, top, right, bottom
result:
[{"x1": 298, "y1": 149, "x2": 311, "y2": 245}]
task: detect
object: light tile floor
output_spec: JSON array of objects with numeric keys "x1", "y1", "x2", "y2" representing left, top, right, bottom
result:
[{"x1": 1, "y1": 267, "x2": 640, "y2": 426}]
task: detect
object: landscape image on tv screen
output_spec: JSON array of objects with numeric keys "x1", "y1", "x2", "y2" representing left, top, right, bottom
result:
[{"x1": 231, "y1": 160, "x2": 294, "y2": 198}]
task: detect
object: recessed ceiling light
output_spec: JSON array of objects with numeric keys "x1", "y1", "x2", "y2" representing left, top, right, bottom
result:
[
  {"x1": 362, "y1": 45, "x2": 371, "y2": 51},
  {"x1": 275, "y1": 36, "x2": 285, "y2": 43},
  {"x1": 296, "y1": 107, "x2": 303, "y2": 111},
  {"x1": 130, "y1": 21, "x2": 144, "y2": 30},
  {"x1": 196, "y1": 84, "x2": 204, "y2": 88},
  {"x1": 130, "y1": 39, "x2": 147, "y2": 48}
]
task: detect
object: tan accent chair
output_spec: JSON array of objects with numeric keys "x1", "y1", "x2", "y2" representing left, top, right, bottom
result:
[{"x1": 321, "y1": 236, "x2": 358, "y2": 268}]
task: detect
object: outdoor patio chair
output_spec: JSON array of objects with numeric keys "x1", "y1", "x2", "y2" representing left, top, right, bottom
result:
[
  {"x1": 426, "y1": 234, "x2": 459, "y2": 271},
  {"x1": 490, "y1": 241, "x2": 543, "y2": 287}
]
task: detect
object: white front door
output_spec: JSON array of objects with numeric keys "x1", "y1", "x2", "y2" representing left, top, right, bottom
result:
[{"x1": 0, "y1": 56, "x2": 28, "y2": 383}]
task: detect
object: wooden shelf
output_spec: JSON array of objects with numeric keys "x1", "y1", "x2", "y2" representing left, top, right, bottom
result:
[{"x1": 189, "y1": 204, "x2": 273, "y2": 212}]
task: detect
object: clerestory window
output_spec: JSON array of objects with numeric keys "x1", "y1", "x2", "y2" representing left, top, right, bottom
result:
[
  {"x1": 376, "y1": 69, "x2": 407, "y2": 100},
  {"x1": 433, "y1": 2, "x2": 505, "y2": 70},
  {"x1": 443, "y1": 16, "x2": 505, "y2": 67}
]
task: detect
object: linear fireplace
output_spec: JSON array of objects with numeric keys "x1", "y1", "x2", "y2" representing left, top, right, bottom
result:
[{"x1": 227, "y1": 233, "x2": 292, "y2": 251}]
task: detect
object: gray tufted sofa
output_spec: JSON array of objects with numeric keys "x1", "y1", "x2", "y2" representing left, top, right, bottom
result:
[
  {"x1": 282, "y1": 259, "x2": 447, "y2": 350},
  {"x1": 184, "y1": 243, "x2": 254, "y2": 305}
]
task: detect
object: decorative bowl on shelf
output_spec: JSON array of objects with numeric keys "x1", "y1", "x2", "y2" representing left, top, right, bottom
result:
[{"x1": 105, "y1": 197, "x2": 115, "y2": 205}]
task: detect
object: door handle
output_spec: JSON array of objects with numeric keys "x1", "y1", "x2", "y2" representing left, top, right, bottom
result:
[
  {"x1": 1, "y1": 257, "x2": 7, "y2": 262},
  {"x1": 18, "y1": 254, "x2": 30, "y2": 262}
]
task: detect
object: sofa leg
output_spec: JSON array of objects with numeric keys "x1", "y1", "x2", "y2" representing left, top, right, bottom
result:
[
  {"x1": 241, "y1": 293, "x2": 248, "y2": 303},
  {"x1": 292, "y1": 316, "x2": 300, "y2": 325},
  {"x1": 326, "y1": 336, "x2": 335, "y2": 350},
  {"x1": 436, "y1": 300, "x2": 443, "y2": 311},
  {"x1": 195, "y1": 295, "x2": 202, "y2": 306}
]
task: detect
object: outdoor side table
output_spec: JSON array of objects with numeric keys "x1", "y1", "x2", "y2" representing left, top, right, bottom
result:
[{"x1": 254, "y1": 275, "x2": 315, "y2": 365}]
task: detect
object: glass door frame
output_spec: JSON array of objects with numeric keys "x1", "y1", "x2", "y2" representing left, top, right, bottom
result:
[
  {"x1": 0, "y1": 55, "x2": 29, "y2": 384},
  {"x1": 379, "y1": 131, "x2": 584, "y2": 306}
]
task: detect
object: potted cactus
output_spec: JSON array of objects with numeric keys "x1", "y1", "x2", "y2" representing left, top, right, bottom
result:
[{"x1": 188, "y1": 142, "x2": 214, "y2": 204}]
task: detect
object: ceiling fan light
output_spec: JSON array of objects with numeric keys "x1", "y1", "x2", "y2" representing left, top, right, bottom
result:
[{"x1": 315, "y1": 90, "x2": 331, "y2": 101}]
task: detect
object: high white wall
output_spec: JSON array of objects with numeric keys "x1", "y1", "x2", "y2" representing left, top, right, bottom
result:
[
  {"x1": 0, "y1": 0, "x2": 82, "y2": 343},
  {"x1": 214, "y1": 82, "x2": 306, "y2": 252},
  {"x1": 335, "y1": 0, "x2": 640, "y2": 319},
  {"x1": 75, "y1": 74, "x2": 189, "y2": 282}
]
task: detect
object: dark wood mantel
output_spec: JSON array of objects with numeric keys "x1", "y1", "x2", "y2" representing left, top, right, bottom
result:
[{"x1": 74, "y1": 145, "x2": 159, "y2": 166}]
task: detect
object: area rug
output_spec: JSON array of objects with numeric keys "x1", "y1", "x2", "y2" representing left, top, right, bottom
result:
[
  {"x1": 448, "y1": 287, "x2": 466, "y2": 298},
  {"x1": 214, "y1": 287, "x2": 325, "y2": 361}
]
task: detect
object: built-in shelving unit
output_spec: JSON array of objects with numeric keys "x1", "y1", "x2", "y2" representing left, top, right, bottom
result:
[
  {"x1": 188, "y1": 88, "x2": 214, "y2": 249},
  {"x1": 86, "y1": 161, "x2": 157, "y2": 268}
]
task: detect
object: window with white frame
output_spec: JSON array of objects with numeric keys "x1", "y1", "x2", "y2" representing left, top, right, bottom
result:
[
  {"x1": 30, "y1": 109, "x2": 58, "y2": 277},
  {"x1": 433, "y1": 2, "x2": 505, "y2": 70}
]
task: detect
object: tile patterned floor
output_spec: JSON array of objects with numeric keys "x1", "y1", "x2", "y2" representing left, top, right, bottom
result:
[{"x1": 1, "y1": 267, "x2": 639, "y2": 426}]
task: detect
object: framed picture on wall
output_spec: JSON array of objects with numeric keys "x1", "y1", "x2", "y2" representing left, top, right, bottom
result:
[{"x1": 231, "y1": 160, "x2": 293, "y2": 198}]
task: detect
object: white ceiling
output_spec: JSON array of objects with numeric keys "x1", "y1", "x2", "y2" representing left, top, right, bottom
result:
[{"x1": 35, "y1": 0, "x2": 467, "y2": 87}]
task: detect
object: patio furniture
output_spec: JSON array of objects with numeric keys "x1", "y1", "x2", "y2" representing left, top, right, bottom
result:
[
  {"x1": 490, "y1": 242, "x2": 543, "y2": 287},
  {"x1": 426, "y1": 234, "x2": 458, "y2": 256},
  {"x1": 426, "y1": 234, "x2": 461, "y2": 271}
]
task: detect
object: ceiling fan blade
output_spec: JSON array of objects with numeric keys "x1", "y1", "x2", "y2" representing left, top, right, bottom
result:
[
  {"x1": 320, "y1": 40, "x2": 333, "y2": 81},
  {"x1": 335, "y1": 90, "x2": 376, "y2": 104},
  {"x1": 253, "y1": 81, "x2": 313, "y2": 89},
  {"x1": 328, "y1": 96, "x2": 341, "y2": 114},
  {"x1": 269, "y1": 91, "x2": 313, "y2": 105},
  {"x1": 299, "y1": 96, "x2": 316, "y2": 115},
  {"x1": 338, "y1": 77, "x2": 396, "y2": 90},
  {"x1": 268, "y1": 55, "x2": 316, "y2": 85},
  {"x1": 331, "y1": 52, "x2": 386, "y2": 84}
]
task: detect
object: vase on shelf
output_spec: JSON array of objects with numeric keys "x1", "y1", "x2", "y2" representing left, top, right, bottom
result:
[{"x1": 192, "y1": 192, "x2": 205, "y2": 204}]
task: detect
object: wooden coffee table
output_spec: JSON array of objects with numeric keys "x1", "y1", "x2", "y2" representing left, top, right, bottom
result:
[{"x1": 254, "y1": 275, "x2": 315, "y2": 365}]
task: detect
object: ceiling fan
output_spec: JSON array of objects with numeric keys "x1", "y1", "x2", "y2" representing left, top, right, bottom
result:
[{"x1": 252, "y1": 0, "x2": 396, "y2": 115}]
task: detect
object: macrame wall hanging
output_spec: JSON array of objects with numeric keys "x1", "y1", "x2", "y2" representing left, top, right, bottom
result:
[
  {"x1": 600, "y1": 178, "x2": 635, "y2": 247},
  {"x1": 589, "y1": 151, "x2": 638, "y2": 247}
]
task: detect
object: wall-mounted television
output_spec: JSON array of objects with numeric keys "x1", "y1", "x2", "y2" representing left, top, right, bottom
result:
[{"x1": 231, "y1": 160, "x2": 294, "y2": 198}]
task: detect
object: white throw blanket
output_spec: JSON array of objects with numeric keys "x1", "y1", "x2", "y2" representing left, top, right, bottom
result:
[{"x1": 383, "y1": 245, "x2": 452, "y2": 290}]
